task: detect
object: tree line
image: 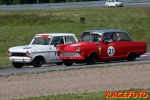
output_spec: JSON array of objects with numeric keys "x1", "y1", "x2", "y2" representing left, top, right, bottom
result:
[{"x1": 0, "y1": 0, "x2": 101, "y2": 5}]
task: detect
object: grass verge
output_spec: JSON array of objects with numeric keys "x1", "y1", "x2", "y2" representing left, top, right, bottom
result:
[{"x1": 14, "y1": 89, "x2": 150, "y2": 100}]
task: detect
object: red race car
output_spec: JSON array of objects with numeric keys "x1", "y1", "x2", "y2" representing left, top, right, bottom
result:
[{"x1": 56, "y1": 29, "x2": 147, "y2": 66}]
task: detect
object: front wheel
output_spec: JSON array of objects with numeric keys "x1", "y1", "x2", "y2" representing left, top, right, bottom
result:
[
  {"x1": 63, "y1": 60, "x2": 73, "y2": 66},
  {"x1": 12, "y1": 62, "x2": 23, "y2": 68},
  {"x1": 86, "y1": 53, "x2": 97, "y2": 65},
  {"x1": 32, "y1": 57, "x2": 43, "y2": 67},
  {"x1": 106, "y1": 5, "x2": 109, "y2": 7}
]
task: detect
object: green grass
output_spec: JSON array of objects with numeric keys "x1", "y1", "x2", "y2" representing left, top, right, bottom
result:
[
  {"x1": 0, "y1": 7, "x2": 150, "y2": 69},
  {"x1": 14, "y1": 89, "x2": 150, "y2": 100}
]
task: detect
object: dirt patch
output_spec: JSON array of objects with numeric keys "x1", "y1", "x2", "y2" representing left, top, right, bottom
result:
[{"x1": 0, "y1": 64, "x2": 150, "y2": 100}]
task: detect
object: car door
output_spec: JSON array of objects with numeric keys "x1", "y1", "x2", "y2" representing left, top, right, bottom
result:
[
  {"x1": 110, "y1": 0, "x2": 115, "y2": 6},
  {"x1": 117, "y1": 32, "x2": 132, "y2": 58},
  {"x1": 100, "y1": 32, "x2": 120, "y2": 61},
  {"x1": 49, "y1": 36, "x2": 64, "y2": 62}
]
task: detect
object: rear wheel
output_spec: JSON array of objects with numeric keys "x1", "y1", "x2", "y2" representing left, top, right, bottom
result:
[
  {"x1": 63, "y1": 60, "x2": 73, "y2": 66},
  {"x1": 55, "y1": 62, "x2": 63, "y2": 65},
  {"x1": 12, "y1": 62, "x2": 23, "y2": 68},
  {"x1": 127, "y1": 53, "x2": 137, "y2": 61},
  {"x1": 86, "y1": 53, "x2": 97, "y2": 65},
  {"x1": 32, "y1": 57, "x2": 43, "y2": 67}
]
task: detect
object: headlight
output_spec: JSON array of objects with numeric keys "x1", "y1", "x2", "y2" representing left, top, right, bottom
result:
[
  {"x1": 26, "y1": 51, "x2": 30, "y2": 57},
  {"x1": 75, "y1": 46, "x2": 81, "y2": 52}
]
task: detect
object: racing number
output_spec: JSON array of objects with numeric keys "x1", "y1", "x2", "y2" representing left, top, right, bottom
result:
[
  {"x1": 108, "y1": 48, "x2": 114, "y2": 55},
  {"x1": 107, "y1": 46, "x2": 115, "y2": 56}
]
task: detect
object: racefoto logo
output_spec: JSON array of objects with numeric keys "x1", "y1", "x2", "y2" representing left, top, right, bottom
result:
[{"x1": 106, "y1": 91, "x2": 148, "y2": 99}]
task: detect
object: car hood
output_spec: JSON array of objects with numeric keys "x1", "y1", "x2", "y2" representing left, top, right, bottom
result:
[
  {"x1": 9, "y1": 45, "x2": 49, "y2": 53},
  {"x1": 62, "y1": 42, "x2": 98, "y2": 52}
]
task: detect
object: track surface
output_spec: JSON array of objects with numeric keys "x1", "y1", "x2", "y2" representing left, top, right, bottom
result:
[
  {"x1": 0, "y1": 2, "x2": 150, "y2": 10},
  {"x1": 0, "y1": 56, "x2": 150, "y2": 75}
]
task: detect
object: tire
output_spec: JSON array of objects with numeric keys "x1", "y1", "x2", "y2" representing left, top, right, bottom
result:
[
  {"x1": 86, "y1": 53, "x2": 97, "y2": 65},
  {"x1": 127, "y1": 53, "x2": 137, "y2": 61},
  {"x1": 63, "y1": 60, "x2": 73, "y2": 66},
  {"x1": 32, "y1": 57, "x2": 43, "y2": 67},
  {"x1": 116, "y1": 4, "x2": 118, "y2": 7},
  {"x1": 105, "y1": 61, "x2": 110, "y2": 63},
  {"x1": 55, "y1": 62, "x2": 63, "y2": 65},
  {"x1": 106, "y1": 5, "x2": 109, "y2": 7},
  {"x1": 12, "y1": 62, "x2": 23, "y2": 68}
]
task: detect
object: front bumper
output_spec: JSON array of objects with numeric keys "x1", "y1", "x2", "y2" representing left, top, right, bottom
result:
[
  {"x1": 59, "y1": 52, "x2": 85, "y2": 60},
  {"x1": 9, "y1": 56, "x2": 33, "y2": 63}
]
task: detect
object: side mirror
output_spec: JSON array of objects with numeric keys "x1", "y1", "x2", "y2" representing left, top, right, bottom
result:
[{"x1": 104, "y1": 40, "x2": 108, "y2": 45}]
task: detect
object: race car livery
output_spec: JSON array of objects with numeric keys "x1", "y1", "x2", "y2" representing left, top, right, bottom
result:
[
  {"x1": 7, "y1": 33, "x2": 78, "y2": 68},
  {"x1": 57, "y1": 29, "x2": 147, "y2": 66}
]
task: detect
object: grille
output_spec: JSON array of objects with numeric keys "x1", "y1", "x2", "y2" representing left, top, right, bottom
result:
[
  {"x1": 11, "y1": 53, "x2": 27, "y2": 57},
  {"x1": 60, "y1": 53, "x2": 80, "y2": 56}
]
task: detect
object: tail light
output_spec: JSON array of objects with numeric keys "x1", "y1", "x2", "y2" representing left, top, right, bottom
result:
[
  {"x1": 75, "y1": 46, "x2": 81, "y2": 52},
  {"x1": 26, "y1": 51, "x2": 30, "y2": 57},
  {"x1": 56, "y1": 46, "x2": 60, "y2": 51},
  {"x1": 7, "y1": 50, "x2": 11, "y2": 56}
]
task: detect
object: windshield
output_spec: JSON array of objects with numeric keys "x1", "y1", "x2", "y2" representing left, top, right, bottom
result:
[
  {"x1": 30, "y1": 36, "x2": 51, "y2": 45},
  {"x1": 79, "y1": 32, "x2": 102, "y2": 42}
]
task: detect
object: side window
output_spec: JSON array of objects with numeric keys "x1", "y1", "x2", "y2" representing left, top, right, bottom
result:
[
  {"x1": 65, "y1": 36, "x2": 76, "y2": 44},
  {"x1": 51, "y1": 36, "x2": 64, "y2": 45},
  {"x1": 104, "y1": 33, "x2": 116, "y2": 42},
  {"x1": 117, "y1": 32, "x2": 131, "y2": 41},
  {"x1": 96, "y1": 34, "x2": 102, "y2": 42},
  {"x1": 82, "y1": 34, "x2": 94, "y2": 42},
  {"x1": 32, "y1": 37, "x2": 50, "y2": 45}
]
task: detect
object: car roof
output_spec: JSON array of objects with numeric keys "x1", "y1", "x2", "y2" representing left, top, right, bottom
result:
[
  {"x1": 35, "y1": 33, "x2": 76, "y2": 37},
  {"x1": 84, "y1": 29, "x2": 128, "y2": 33}
]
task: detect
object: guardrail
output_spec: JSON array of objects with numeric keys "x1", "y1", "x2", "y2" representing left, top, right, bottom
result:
[{"x1": 0, "y1": 0, "x2": 150, "y2": 10}]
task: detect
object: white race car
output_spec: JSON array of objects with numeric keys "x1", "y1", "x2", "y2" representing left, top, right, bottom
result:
[
  {"x1": 105, "y1": 0, "x2": 123, "y2": 7},
  {"x1": 7, "y1": 33, "x2": 78, "y2": 68}
]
